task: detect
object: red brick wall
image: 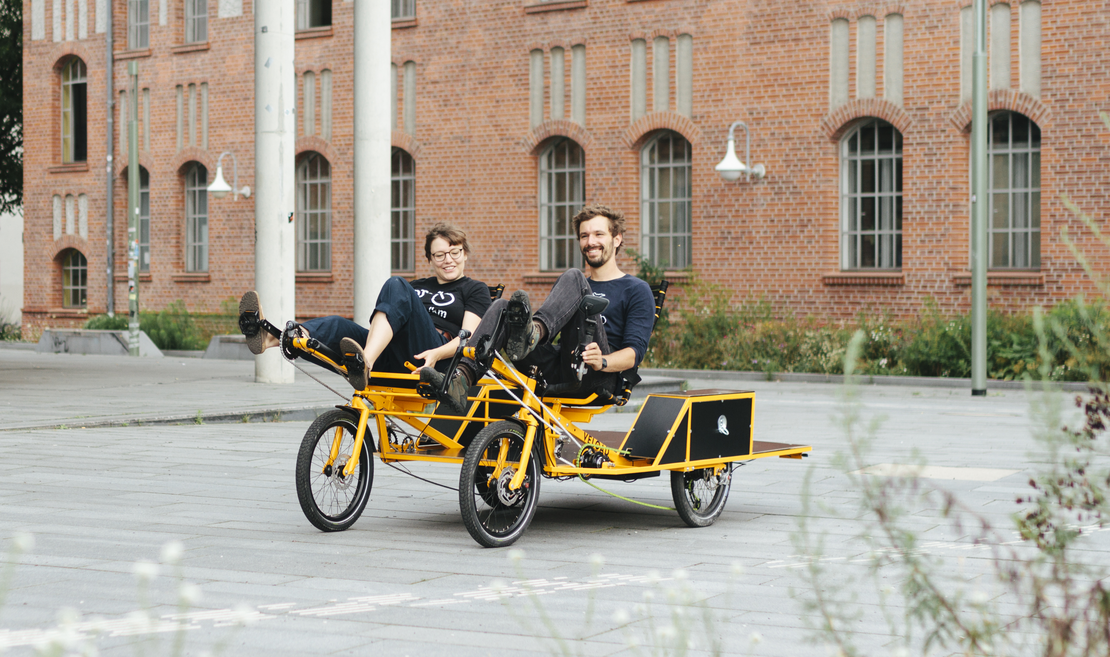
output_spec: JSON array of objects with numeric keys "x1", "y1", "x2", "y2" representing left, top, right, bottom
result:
[{"x1": 21, "y1": 0, "x2": 1110, "y2": 341}]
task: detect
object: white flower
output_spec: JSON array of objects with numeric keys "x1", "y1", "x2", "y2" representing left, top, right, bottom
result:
[
  {"x1": 180, "y1": 583, "x2": 202, "y2": 605},
  {"x1": 642, "y1": 590, "x2": 655, "y2": 602},
  {"x1": 132, "y1": 561, "x2": 159, "y2": 581},
  {"x1": 508, "y1": 549, "x2": 526, "y2": 563},
  {"x1": 971, "y1": 590, "x2": 989, "y2": 604},
  {"x1": 749, "y1": 632, "x2": 763, "y2": 645},
  {"x1": 730, "y1": 562, "x2": 745, "y2": 577},
  {"x1": 12, "y1": 532, "x2": 34, "y2": 552},
  {"x1": 589, "y1": 554, "x2": 605, "y2": 568},
  {"x1": 161, "y1": 540, "x2": 184, "y2": 564},
  {"x1": 612, "y1": 609, "x2": 630, "y2": 624},
  {"x1": 671, "y1": 568, "x2": 688, "y2": 580},
  {"x1": 655, "y1": 625, "x2": 677, "y2": 640}
]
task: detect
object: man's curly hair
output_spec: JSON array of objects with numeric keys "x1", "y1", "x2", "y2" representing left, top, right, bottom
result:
[{"x1": 572, "y1": 205, "x2": 626, "y2": 254}]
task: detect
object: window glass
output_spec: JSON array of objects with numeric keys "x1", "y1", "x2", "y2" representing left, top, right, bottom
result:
[
  {"x1": 139, "y1": 167, "x2": 150, "y2": 272},
  {"x1": 185, "y1": 0, "x2": 207, "y2": 43},
  {"x1": 61, "y1": 58, "x2": 87, "y2": 163},
  {"x1": 640, "y1": 131, "x2": 691, "y2": 269},
  {"x1": 987, "y1": 112, "x2": 1041, "y2": 269},
  {"x1": 539, "y1": 138, "x2": 585, "y2": 271},
  {"x1": 841, "y1": 119, "x2": 903, "y2": 269},
  {"x1": 129, "y1": 0, "x2": 149, "y2": 49},
  {"x1": 297, "y1": 153, "x2": 332, "y2": 272},
  {"x1": 296, "y1": 0, "x2": 332, "y2": 29},
  {"x1": 185, "y1": 164, "x2": 208, "y2": 272},
  {"x1": 392, "y1": 0, "x2": 415, "y2": 19},
  {"x1": 391, "y1": 149, "x2": 415, "y2": 272},
  {"x1": 62, "y1": 250, "x2": 88, "y2": 309}
]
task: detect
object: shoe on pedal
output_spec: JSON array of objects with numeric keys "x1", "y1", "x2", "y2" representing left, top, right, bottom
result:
[
  {"x1": 419, "y1": 367, "x2": 469, "y2": 415},
  {"x1": 504, "y1": 290, "x2": 539, "y2": 361},
  {"x1": 238, "y1": 291, "x2": 266, "y2": 355},
  {"x1": 340, "y1": 337, "x2": 368, "y2": 391}
]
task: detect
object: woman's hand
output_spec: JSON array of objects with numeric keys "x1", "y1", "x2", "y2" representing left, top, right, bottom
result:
[{"x1": 414, "y1": 348, "x2": 440, "y2": 372}]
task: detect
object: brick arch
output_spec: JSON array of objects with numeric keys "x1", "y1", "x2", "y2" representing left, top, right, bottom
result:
[
  {"x1": 53, "y1": 236, "x2": 88, "y2": 255},
  {"x1": 948, "y1": 90, "x2": 1052, "y2": 132},
  {"x1": 621, "y1": 112, "x2": 703, "y2": 150},
  {"x1": 821, "y1": 99, "x2": 914, "y2": 141},
  {"x1": 521, "y1": 120, "x2": 595, "y2": 155},
  {"x1": 51, "y1": 45, "x2": 94, "y2": 72},
  {"x1": 169, "y1": 149, "x2": 217, "y2": 176},
  {"x1": 296, "y1": 136, "x2": 339, "y2": 164},
  {"x1": 391, "y1": 131, "x2": 422, "y2": 158},
  {"x1": 115, "y1": 152, "x2": 160, "y2": 179}
]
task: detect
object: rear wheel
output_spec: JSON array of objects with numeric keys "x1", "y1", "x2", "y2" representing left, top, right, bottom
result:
[
  {"x1": 295, "y1": 409, "x2": 374, "y2": 532},
  {"x1": 459, "y1": 421, "x2": 541, "y2": 548},
  {"x1": 670, "y1": 466, "x2": 731, "y2": 527}
]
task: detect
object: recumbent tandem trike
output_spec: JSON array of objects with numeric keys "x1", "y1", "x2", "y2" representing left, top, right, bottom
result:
[{"x1": 245, "y1": 283, "x2": 812, "y2": 548}]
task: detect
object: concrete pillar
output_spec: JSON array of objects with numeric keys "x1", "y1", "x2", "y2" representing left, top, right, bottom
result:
[
  {"x1": 254, "y1": 0, "x2": 296, "y2": 383},
  {"x1": 353, "y1": 0, "x2": 392, "y2": 327}
]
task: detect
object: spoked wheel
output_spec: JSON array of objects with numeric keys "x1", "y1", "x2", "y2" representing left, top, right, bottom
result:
[
  {"x1": 670, "y1": 466, "x2": 732, "y2": 527},
  {"x1": 459, "y1": 421, "x2": 541, "y2": 548},
  {"x1": 295, "y1": 409, "x2": 374, "y2": 532}
]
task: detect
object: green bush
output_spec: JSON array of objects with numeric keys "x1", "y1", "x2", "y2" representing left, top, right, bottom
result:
[
  {"x1": 642, "y1": 279, "x2": 1110, "y2": 382},
  {"x1": 83, "y1": 300, "x2": 206, "y2": 351}
]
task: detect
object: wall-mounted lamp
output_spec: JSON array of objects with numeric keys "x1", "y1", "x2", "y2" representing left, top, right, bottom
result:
[
  {"x1": 715, "y1": 121, "x2": 766, "y2": 182},
  {"x1": 207, "y1": 151, "x2": 252, "y2": 200}
]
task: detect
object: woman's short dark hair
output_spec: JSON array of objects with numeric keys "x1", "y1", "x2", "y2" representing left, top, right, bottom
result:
[{"x1": 423, "y1": 223, "x2": 472, "y2": 261}]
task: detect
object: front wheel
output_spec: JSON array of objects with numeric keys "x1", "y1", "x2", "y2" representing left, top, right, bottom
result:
[
  {"x1": 670, "y1": 466, "x2": 731, "y2": 528},
  {"x1": 459, "y1": 421, "x2": 541, "y2": 548},
  {"x1": 296, "y1": 409, "x2": 374, "y2": 532}
]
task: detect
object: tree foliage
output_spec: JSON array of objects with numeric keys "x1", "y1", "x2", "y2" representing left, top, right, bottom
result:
[{"x1": 0, "y1": 0, "x2": 22, "y2": 214}]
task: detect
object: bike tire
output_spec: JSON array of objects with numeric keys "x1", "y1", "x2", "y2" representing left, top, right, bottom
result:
[
  {"x1": 295, "y1": 409, "x2": 374, "y2": 532},
  {"x1": 459, "y1": 421, "x2": 541, "y2": 548},
  {"x1": 670, "y1": 466, "x2": 731, "y2": 528}
]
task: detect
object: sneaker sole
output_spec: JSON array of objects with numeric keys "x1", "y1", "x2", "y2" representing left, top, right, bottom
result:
[
  {"x1": 504, "y1": 291, "x2": 534, "y2": 361},
  {"x1": 341, "y1": 337, "x2": 368, "y2": 391},
  {"x1": 239, "y1": 291, "x2": 265, "y2": 355}
]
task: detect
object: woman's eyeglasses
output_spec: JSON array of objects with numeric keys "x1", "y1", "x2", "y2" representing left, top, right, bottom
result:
[{"x1": 431, "y1": 247, "x2": 464, "y2": 262}]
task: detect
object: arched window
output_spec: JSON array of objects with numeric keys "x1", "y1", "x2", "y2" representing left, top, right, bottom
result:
[
  {"x1": 296, "y1": 153, "x2": 331, "y2": 272},
  {"x1": 391, "y1": 148, "x2": 415, "y2": 272},
  {"x1": 61, "y1": 58, "x2": 87, "y2": 163},
  {"x1": 539, "y1": 138, "x2": 585, "y2": 271},
  {"x1": 641, "y1": 131, "x2": 691, "y2": 269},
  {"x1": 840, "y1": 119, "x2": 903, "y2": 269},
  {"x1": 62, "y1": 250, "x2": 88, "y2": 309},
  {"x1": 129, "y1": 0, "x2": 149, "y2": 49},
  {"x1": 988, "y1": 112, "x2": 1040, "y2": 269},
  {"x1": 185, "y1": 163, "x2": 208, "y2": 272},
  {"x1": 139, "y1": 167, "x2": 151, "y2": 272}
]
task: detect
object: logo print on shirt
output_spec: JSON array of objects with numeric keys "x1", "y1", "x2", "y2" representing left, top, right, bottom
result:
[{"x1": 430, "y1": 292, "x2": 456, "y2": 307}]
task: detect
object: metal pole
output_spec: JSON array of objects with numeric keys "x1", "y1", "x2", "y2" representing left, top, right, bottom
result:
[
  {"x1": 127, "y1": 62, "x2": 140, "y2": 356},
  {"x1": 352, "y1": 0, "x2": 392, "y2": 325},
  {"x1": 105, "y1": 0, "x2": 114, "y2": 317},
  {"x1": 253, "y1": 0, "x2": 296, "y2": 383},
  {"x1": 970, "y1": 0, "x2": 988, "y2": 396}
]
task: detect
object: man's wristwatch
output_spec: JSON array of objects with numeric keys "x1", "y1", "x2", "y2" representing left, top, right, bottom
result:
[{"x1": 601, "y1": 358, "x2": 608, "y2": 371}]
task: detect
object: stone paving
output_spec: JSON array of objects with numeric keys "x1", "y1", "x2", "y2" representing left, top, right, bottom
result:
[{"x1": 0, "y1": 347, "x2": 1106, "y2": 655}]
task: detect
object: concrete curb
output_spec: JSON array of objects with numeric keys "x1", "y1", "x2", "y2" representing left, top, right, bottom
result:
[
  {"x1": 0, "y1": 404, "x2": 336, "y2": 432},
  {"x1": 639, "y1": 367, "x2": 1095, "y2": 392}
]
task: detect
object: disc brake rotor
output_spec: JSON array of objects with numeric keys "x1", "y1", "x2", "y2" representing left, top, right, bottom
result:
[
  {"x1": 496, "y1": 468, "x2": 524, "y2": 506},
  {"x1": 330, "y1": 454, "x2": 353, "y2": 491}
]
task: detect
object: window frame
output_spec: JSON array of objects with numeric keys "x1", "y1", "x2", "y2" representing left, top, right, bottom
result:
[
  {"x1": 62, "y1": 250, "x2": 88, "y2": 309},
  {"x1": 390, "y1": 148, "x2": 416, "y2": 273},
  {"x1": 839, "y1": 118, "x2": 904, "y2": 271},
  {"x1": 296, "y1": 153, "x2": 332, "y2": 273},
  {"x1": 640, "y1": 130, "x2": 692, "y2": 269},
  {"x1": 129, "y1": 0, "x2": 150, "y2": 49},
  {"x1": 185, "y1": 163, "x2": 209, "y2": 273},
  {"x1": 538, "y1": 138, "x2": 585, "y2": 272},
  {"x1": 185, "y1": 0, "x2": 208, "y2": 44},
  {"x1": 986, "y1": 111, "x2": 1041, "y2": 270},
  {"x1": 60, "y1": 58, "x2": 87, "y2": 164}
]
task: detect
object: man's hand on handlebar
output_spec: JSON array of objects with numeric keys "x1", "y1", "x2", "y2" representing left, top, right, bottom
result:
[{"x1": 580, "y1": 342, "x2": 605, "y2": 372}]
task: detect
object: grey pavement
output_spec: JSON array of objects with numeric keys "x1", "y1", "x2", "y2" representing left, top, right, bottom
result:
[{"x1": 0, "y1": 347, "x2": 1106, "y2": 655}]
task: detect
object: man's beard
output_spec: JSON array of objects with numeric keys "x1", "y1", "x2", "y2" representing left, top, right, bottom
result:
[{"x1": 582, "y1": 244, "x2": 612, "y2": 268}]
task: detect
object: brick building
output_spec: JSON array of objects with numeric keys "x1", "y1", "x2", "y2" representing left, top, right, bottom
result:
[{"x1": 20, "y1": 0, "x2": 1110, "y2": 341}]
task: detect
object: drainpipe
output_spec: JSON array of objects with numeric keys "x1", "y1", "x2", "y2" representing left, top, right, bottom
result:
[{"x1": 105, "y1": 0, "x2": 114, "y2": 316}]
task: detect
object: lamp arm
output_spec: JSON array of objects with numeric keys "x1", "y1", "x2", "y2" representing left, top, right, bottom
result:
[{"x1": 216, "y1": 151, "x2": 241, "y2": 200}]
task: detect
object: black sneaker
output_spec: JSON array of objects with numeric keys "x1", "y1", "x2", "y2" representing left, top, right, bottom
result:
[
  {"x1": 504, "y1": 290, "x2": 539, "y2": 361},
  {"x1": 420, "y1": 367, "x2": 469, "y2": 415},
  {"x1": 238, "y1": 291, "x2": 266, "y2": 355},
  {"x1": 340, "y1": 337, "x2": 368, "y2": 391}
]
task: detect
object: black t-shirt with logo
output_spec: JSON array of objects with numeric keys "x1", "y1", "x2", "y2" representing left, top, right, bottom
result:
[{"x1": 412, "y1": 276, "x2": 492, "y2": 339}]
